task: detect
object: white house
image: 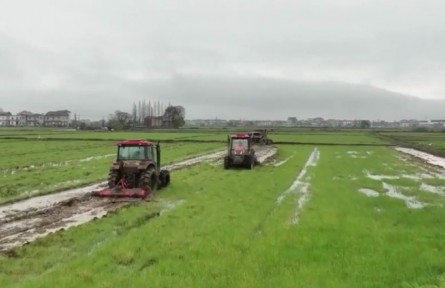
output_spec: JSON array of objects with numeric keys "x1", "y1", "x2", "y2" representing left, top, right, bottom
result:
[{"x1": 0, "y1": 112, "x2": 12, "y2": 126}]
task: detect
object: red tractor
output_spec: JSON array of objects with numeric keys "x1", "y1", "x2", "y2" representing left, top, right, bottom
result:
[
  {"x1": 92, "y1": 139, "x2": 170, "y2": 199},
  {"x1": 224, "y1": 133, "x2": 258, "y2": 169}
]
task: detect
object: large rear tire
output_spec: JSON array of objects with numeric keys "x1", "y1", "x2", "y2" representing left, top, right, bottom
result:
[
  {"x1": 159, "y1": 170, "x2": 170, "y2": 188},
  {"x1": 224, "y1": 156, "x2": 230, "y2": 169},
  {"x1": 140, "y1": 166, "x2": 158, "y2": 193},
  {"x1": 107, "y1": 170, "x2": 119, "y2": 188},
  {"x1": 245, "y1": 155, "x2": 254, "y2": 170}
]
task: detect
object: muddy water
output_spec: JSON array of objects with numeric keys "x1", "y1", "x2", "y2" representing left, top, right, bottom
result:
[
  {"x1": 0, "y1": 182, "x2": 107, "y2": 221},
  {"x1": 256, "y1": 146, "x2": 278, "y2": 163},
  {"x1": 0, "y1": 197, "x2": 121, "y2": 251},
  {"x1": 0, "y1": 149, "x2": 230, "y2": 252}
]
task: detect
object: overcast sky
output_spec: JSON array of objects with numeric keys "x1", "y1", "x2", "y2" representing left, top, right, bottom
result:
[{"x1": 0, "y1": 0, "x2": 444, "y2": 120}]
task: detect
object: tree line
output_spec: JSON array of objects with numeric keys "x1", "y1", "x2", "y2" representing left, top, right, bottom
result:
[{"x1": 107, "y1": 100, "x2": 185, "y2": 130}]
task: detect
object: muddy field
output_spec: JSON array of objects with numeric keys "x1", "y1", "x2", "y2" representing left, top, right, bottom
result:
[{"x1": 0, "y1": 145, "x2": 277, "y2": 252}]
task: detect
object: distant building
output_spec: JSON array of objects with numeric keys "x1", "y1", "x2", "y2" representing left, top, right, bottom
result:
[
  {"x1": 16, "y1": 111, "x2": 45, "y2": 126},
  {"x1": 44, "y1": 110, "x2": 71, "y2": 127},
  {"x1": 10, "y1": 113, "x2": 26, "y2": 126},
  {"x1": 287, "y1": 117, "x2": 297, "y2": 126},
  {"x1": 0, "y1": 112, "x2": 12, "y2": 126}
]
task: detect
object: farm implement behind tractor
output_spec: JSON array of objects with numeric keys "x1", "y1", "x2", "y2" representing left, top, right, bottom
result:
[
  {"x1": 249, "y1": 129, "x2": 273, "y2": 145},
  {"x1": 92, "y1": 139, "x2": 170, "y2": 200}
]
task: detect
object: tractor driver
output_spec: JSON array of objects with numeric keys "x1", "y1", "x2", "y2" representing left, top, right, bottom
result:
[
  {"x1": 233, "y1": 140, "x2": 246, "y2": 154},
  {"x1": 131, "y1": 147, "x2": 144, "y2": 160}
]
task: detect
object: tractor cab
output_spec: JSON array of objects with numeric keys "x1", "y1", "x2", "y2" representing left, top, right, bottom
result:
[
  {"x1": 117, "y1": 140, "x2": 155, "y2": 161},
  {"x1": 228, "y1": 134, "x2": 252, "y2": 155}
]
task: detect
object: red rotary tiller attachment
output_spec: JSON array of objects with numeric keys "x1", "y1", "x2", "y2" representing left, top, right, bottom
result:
[{"x1": 91, "y1": 178, "x2": 151, "y2": 200}]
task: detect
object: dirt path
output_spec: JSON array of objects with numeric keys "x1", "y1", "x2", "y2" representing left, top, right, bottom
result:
[
  {"x1": 0, "y1": 149, "x2": 228, "y2": 252},
  {"x1": 395, "y1": 147, "x2": 445, "y2": 169}
]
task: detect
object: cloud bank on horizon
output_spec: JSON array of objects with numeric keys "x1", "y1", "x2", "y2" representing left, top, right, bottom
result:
[{"x1": 0, "y1": 0, "x2": 444, "y2": 120}]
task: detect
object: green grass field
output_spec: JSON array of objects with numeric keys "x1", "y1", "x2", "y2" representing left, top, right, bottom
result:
[
  {"x1": 190, "y1": 131, "x2": 387, "y2": 144},
  {"x1": 1, "y1": 129, "x2": 445, "y2": 287}
]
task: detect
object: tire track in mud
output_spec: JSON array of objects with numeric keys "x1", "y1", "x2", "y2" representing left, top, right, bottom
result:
[
  {"x1": 253, "y1": 148, "x2": 320, "y2": 238},
  {"x1": 0, "y1": 150, "x2": 229, "y2": 252}
]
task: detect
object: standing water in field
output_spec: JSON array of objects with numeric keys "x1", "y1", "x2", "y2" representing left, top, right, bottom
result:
[
  {"x1": 274, "y1": 148, "x2": 320, "y2": 225},
  {"x1": 358, "y1": 188, "x2": 380, "y2": 197},
  {"x1": 276, "y1": 148, "x2": 320, "y2": 205},
  {"x1": 420, "y1": 183, "x2": 445, "y2": 196},
  {"x1": 382, "y1": 182, "x2": 426, "y2": 209}
]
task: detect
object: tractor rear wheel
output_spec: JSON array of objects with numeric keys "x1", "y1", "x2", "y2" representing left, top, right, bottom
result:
[
  {"x1": 224, "y1": 156, "x2": 230, "y2": 169},
  {"x1": 140, "y1": 167, "x2": 158, "y2": 193},
  {"x1": 245, "y1": 155, "x2": 254, "y2": 170},
  {"x1": 159, "y1": 170, "x2": 170, "y2": 188},
  {"x1": 107, "y1": 170, "x2": 119, "y2": 188}
]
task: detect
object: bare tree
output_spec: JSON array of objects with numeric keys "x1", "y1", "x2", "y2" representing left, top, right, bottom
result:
[
  {"x1": 132, "y1": 103, "x2": 137, "y2": 125},
  {"x1": 141, "y1": 100, "x2": 146, "y2": 122},
  {"x1": 137, "y1": 101, "x2": 142, "y2": 124},
  {"x1": 107, "y1": 110, "x2": 132, "y2": 130}
]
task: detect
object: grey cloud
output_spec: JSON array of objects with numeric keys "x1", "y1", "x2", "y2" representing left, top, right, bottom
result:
[{"x1": 1, "y1": 0, "x2": 445, "y2": 120}]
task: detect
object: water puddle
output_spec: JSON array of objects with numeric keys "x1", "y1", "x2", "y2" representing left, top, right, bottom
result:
[
  {"x1": 364, "y1": 170, "x2": 400, "y2": 181},
  {"x1": 382, "y1": 182, "x2": 426, "y2": 209},
  {"x1": 347, "y1": 151, "x2": 368, "y2": 159},
  {"x1": 420, "y1": 183, "x2": 445, "y2": 196},
  {"x1": 358, "y1": 188, "x2": 379, "y2": 197}
]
